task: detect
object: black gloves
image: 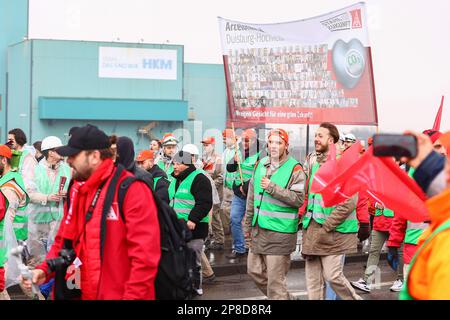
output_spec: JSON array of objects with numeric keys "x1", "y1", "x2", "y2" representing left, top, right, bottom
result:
[{"x1": 357, "y1": 223, "x2": 371, "y2": 242}]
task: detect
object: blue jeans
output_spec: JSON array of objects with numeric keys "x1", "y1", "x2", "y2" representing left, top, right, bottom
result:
[
  {"x1": 325, "y1": 255, "x2": 345, "y2": 300},
  {"x1": 230, "y1": 195, "x2": 247, "y2": 253}
]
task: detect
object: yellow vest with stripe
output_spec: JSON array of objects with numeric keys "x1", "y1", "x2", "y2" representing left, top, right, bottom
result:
[
  {"x1": 303, "y1": 162, "x2": 358, "y2": 233},
  {"x1": 252, "y1": 156, "x2": 300, "y2": 233},
  {"x1": 223, "y1": 148, "x2": 241, "y2": 189},
  {"x1": 168, "y1": 169, "x2": 209, "y2": 223}
]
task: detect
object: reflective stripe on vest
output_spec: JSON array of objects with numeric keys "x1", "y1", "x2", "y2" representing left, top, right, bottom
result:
[
  {"x1": 169, "y1": 169, "x2": 209, "y2": 223},
  {"x1": 252, "y1": 156, "x2": 299, "y2": 233},
  {"x1": 303, "y1": 162, "x2": 358, "y2": 233},
  {"x1": 405, "y1": 221, "x2": 429, "y2": 245},
  {"x1": 235, "y1": 152, "x2": 260, "y2": 186},
  {"x1": 0, "y1": 171, "x2": 30, "y2": 240}
]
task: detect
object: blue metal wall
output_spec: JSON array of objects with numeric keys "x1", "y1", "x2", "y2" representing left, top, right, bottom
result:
[
  {"x1": 5, "y1": 38, "x2": 227, "y2": 153},
  {"x1": 0, "y1": 0, "x2": 28, "y2": 142}
]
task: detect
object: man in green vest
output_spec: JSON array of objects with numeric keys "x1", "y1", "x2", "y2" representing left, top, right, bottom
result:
[
  {"x1": 136, "y1": 149, "x2": 170, "y2": 203},
  {"x1": 27, "y1": 136, "x2": 71, "y2": 267},
  {"x1": 169, "y1": 150, "x2": 212, "y2": 296},
  {"x1": 302, "y1": 122, "x2": 362, "y2": 300},
  {"x1": 244, "y1": 128, "x2": 306, "y2": 300},
  {"x1": 226, "y1": 128, "x2": 266, "y2": 259},
  {"x1": 0, "y1": 144, "x2": 35, "y2": 300},
  {"x1": 157, "y1": 133, "x2": 178, "y2": 182},
  {"x1": 0, "y1": 190, "x2": 10, "y2": 299},
  {"x1": 7, "y1": 128, "x2": 38, "y2": 190}
]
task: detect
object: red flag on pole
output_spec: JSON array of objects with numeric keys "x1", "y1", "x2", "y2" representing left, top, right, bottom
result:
[
  {"x1": 433, "y1": 96, "x2": 444, "y2": 131},
  {"x1": 314, "y1": 148, "x2": 430, "y2": 222}
]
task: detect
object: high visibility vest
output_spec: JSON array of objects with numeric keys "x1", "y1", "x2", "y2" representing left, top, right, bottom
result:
[
  {"x1": 400, "y1": 218, "x2": 450, "y2": 300},
  {"x1": 0, "y1": 191, "x2": 9, "y2": 267},
  {"x1": 168, "y1": 169, "x2": 209, "y2": 223},
  {"x1": 303, "y1": 162, "x2": 358, "y2": 233},
  {"x1": 157, "y1": 160, "x2": 174, "y2": 182},
  {"x1": 375, "y1": 207, "x2": 394, "y2": 218},
  {"x1": 0, "y1": 171, "x2": 30, "y2": 240},
  {"x1": 403, "y1": 167, "x2": 429, "y2": 245},
  {"x1": 223, "y1": 148, "x2": 241, "y2": 189},
  {"x1": 252, "y1": 156, "x2": 299, "y2": 233},
  {"x1": 33, "y1": 162, "x2": 71, "y2": 223},
  {"x1": 235, "y1": 152, "x2": 260, "y2": 186}
]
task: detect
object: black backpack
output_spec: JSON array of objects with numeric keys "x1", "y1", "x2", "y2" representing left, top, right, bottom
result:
[{"x1": 114, "y1": 170, "x2": 196, "y2": 300}]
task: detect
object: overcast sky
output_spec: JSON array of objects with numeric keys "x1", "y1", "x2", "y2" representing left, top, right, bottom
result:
[{"x1": 29, "y1": 0, "x2": 450, "y2": 132}]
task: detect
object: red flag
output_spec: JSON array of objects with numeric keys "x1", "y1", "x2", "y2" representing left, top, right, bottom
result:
[
  {"x1": 316, "y1": 148, "x2": 430, "y2": 222},
  {"x1": 311, "y1": 141, "x2": 362, "y2": 194},
  {"x1": 433, "y1": 96, "x2": 444, "y2": 131}
]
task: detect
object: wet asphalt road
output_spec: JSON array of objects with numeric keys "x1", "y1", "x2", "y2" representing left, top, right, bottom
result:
[{"x1": 199, "y1": 260, "x2": 400, "y2": 300}]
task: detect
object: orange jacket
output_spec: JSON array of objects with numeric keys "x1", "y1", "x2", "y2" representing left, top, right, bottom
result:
[{"x1": 407, "y1": 188, "x2": 450, "y2": 300}]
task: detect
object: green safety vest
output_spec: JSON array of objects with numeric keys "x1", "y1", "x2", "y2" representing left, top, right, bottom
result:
[
  {"x1": 403, "y1": 167, "x2": 429, "y2": 245},
  {"x1": 168, "y1": 169, "x2": 209, "y2": 223},
  {"x1": 157, "y1": 160, "x2": 174, "y2": 182},
  {"x1": 223, "y1": 148, "x2": 241, "y2": 190},
  {"x1": 18, "y1": 149, "x2": 30, "y2": 173},
  {"x1": 235, "y1": 152, "x2": 260, "y2": 186},
  {"x1": 375, "y1": 207, "x2": 394, "y2": 218},
  {"x1": 303, "y1": 162, "x2": 358, "y2": 233},
  {"x1": 33, "y1": 161, "x2": 71, "y2": 223},
  {"x1": 252, "y1": 156, "x2": 299, "y2": 233},
  {"x1": 0, "y1": 171, "x2": 30, "y2": 241},
  {"x1": 400, "y1": 218, "x2": 450, "y2": 300},
  {"x1": 0, "y1": 191, "x2": 9, "y2": 267}
]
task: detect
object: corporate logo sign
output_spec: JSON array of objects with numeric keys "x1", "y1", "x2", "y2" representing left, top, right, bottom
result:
[{"x1": 99, "y1": 47, "x2": 177, "y2": 80}]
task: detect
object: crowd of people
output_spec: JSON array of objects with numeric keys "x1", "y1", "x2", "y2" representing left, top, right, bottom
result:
[{"x1": 0, "y1": 121, "x2": 448, "y2": 300}]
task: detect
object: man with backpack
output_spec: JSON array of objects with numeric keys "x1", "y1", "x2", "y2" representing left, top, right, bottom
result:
[
  {"x1": 169, "y1": 150, "x2": 213, "y2": 297},
  {"x1": 21, "y1": 125, "x2": 161, "y2": 300}
]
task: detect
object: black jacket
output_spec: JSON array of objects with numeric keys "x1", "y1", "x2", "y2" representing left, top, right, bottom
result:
[
  {"x1": 149, "y1": 165, "x2": 170, "y2": 204},
  {"x1": 172, "y1": 165, "x2": 212, "y2": 240},
  {"x1": 226, "y1": 139, "x2": 267, "y2": 199}
]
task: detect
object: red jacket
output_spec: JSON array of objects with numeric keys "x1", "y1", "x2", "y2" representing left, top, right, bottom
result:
[
  {"x1": 37, "y1": 160, "x2": 160, "y2": 300},
  {"x1": 368, "y1": 201, "x2": 393, "y2": 232},
  {"x1": 388, "y1": 215, "x2": 424, "y2": 264},
  {"x1": 356, "y1": 194, "x2": 370, "y2": 224}
]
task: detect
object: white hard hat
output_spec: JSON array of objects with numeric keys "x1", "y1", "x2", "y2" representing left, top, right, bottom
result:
[
  {"x1": 344, "y1": 133, "x2": 356, "y2": 142},
  {"x1": 182, "y1": 144, "x2": 199, "y2": 156},
  {"x1": 41, "y1": 136, "x2": 63, "y2": 151}
]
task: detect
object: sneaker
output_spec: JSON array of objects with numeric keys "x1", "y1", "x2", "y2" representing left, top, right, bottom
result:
[
  {"x1": 226, "y1": 250, "x2": 247, "y2": 259},
  {"x1": 207, "y1": 242, "x2": 224, "y2": 251},
  {"x1": 390, "y1": 279, "x2": 403, "y2": 292},
  {"x1": 351, "y1": 278, "x2": 371, "y2": 293},
  {"x1": 203, "y1": 274, "x2": 216, "y2": 284}
]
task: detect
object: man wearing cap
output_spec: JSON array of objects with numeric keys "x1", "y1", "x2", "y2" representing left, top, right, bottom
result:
[
  {"x1": 157, "y1": 133, "x2": 178, "y2": 182},
  {"x1": 343, "y1": 133, "x2": 357, "y2": 152},
  {"x1": 169, "y1": 151, "x2": 213, "y2": 296},
  {"x1": 22, "y1": 125, "x2": 161, "y2": 300},
  {"x1": 0, "y1": 145, "x2": 31, "y2": 299},
  {"x1": 26, "y1": 136, "x2": 71, "y2": 267},
  {"x1": 302, "y1": 123, "x2": 362, "y2": 300},
  {"x1": 0, "y1": 188, "x2": 10, "y2": 299},
  {"x1": 136, "y1": 149, "x2": 170, "y2": 204},
  {"x1": 244, "y1": 129, "x2": 305, "y2": 299},
  {"x1": 220, "y1": 129, "x2": 240, "y2": 237},
  {"x1": 226, "y1": 128, "x2": 266, "y2": 259},
  {"x1": 201, "y1": 137, "x2": 225, "y2": 251}
]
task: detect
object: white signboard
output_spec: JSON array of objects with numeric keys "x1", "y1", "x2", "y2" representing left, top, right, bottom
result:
[{"x1": 98, "y1": 47, "x2": 177, "y2": 80}]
